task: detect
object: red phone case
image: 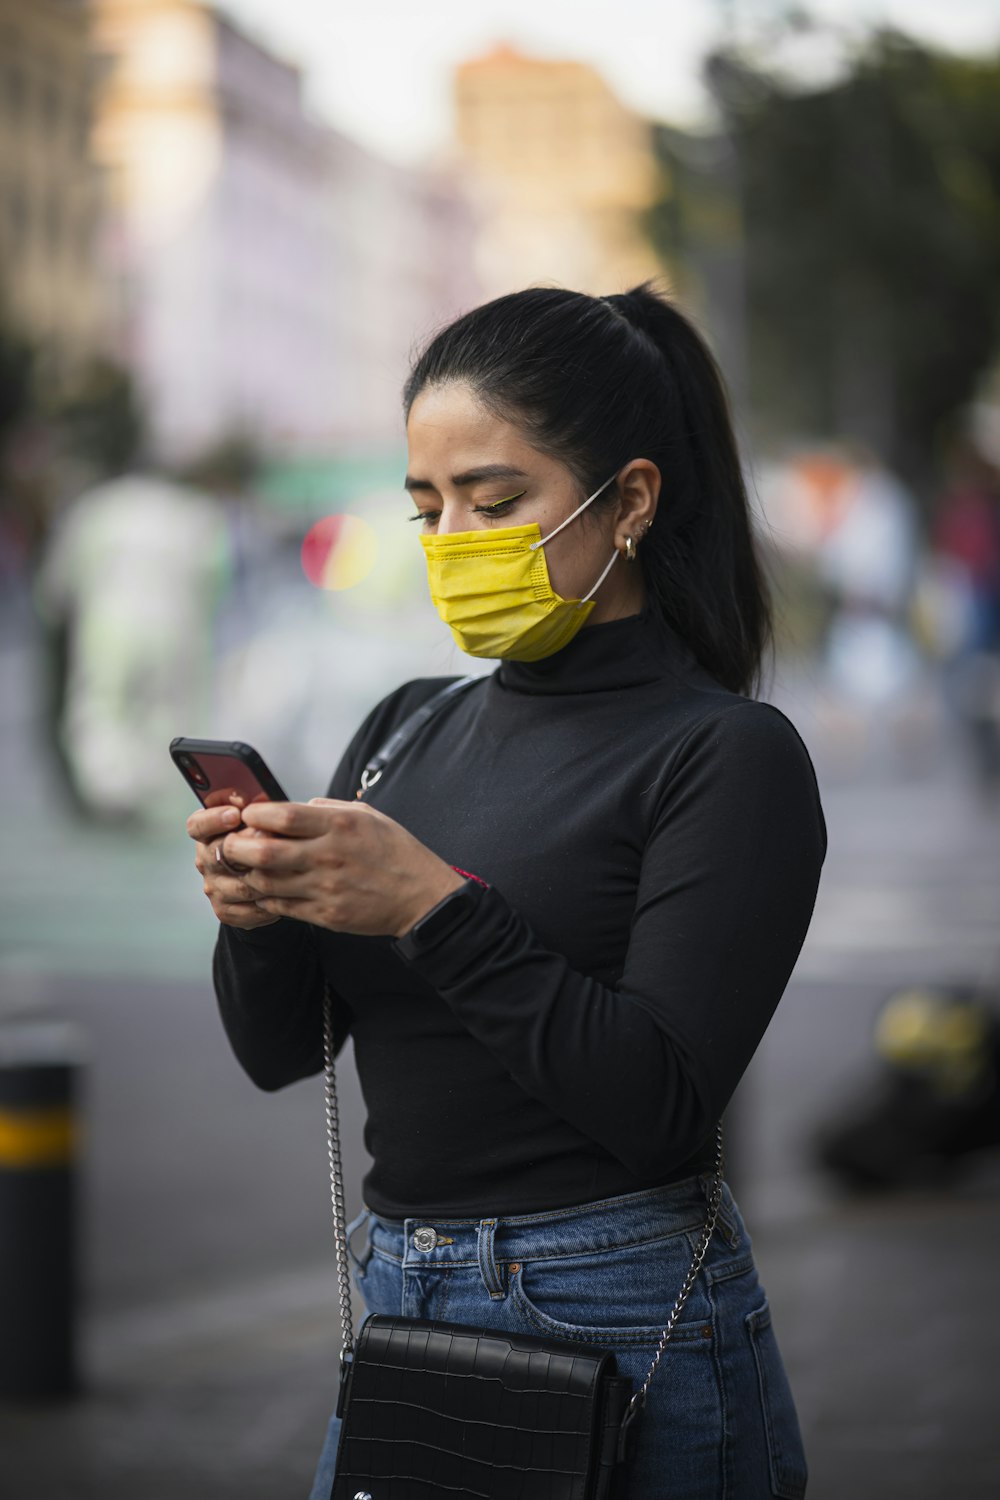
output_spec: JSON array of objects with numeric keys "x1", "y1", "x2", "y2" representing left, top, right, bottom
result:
[{"x1": 169, "y1": 737, "x2": 289, "y2": 812}]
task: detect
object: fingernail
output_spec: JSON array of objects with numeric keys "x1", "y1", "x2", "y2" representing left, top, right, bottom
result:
[{"x1": 221, "y1": 808, "x2": 240, "y2": 825}]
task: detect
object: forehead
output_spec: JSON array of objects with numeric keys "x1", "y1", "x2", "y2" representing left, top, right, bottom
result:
[{"x1": 406, "y1": 382, "x2": 537, "y2": 470}]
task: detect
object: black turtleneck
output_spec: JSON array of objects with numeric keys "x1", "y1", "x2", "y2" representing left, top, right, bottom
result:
[{"x1": 213, "y1": 607, "x2": 827, "y2": 1217}]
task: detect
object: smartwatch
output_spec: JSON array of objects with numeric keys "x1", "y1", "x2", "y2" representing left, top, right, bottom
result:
[{"x1": 394, "y1": 878, "x2": 485, "y2": 960}]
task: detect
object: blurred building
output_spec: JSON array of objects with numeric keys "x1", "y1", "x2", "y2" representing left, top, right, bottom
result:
[
  {"x1": 90, "y1": 0, "x2": 479, "y2": 461},
  {"x1": 91, "y1": 0, "x2": 341, "y2": 460},
  {"x1": 0, "y1": 0, "x2": 103, "y2": 369},
  {"x1": 324, "y1": 132, "x2": 480, "y2": 447},
  {"x1": 454, "y1": 42, "x2": 664, "y2": 298}
]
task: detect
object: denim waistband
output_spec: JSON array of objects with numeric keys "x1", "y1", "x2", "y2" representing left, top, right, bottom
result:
[{"x1": 360, "y1": 1172, "x2": 737, "y2": 1266}]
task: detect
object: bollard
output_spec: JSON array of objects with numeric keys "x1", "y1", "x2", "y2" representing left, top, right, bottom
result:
[{"x1": 0, "y1": 1021, "x2": 85, "y2": 1399}]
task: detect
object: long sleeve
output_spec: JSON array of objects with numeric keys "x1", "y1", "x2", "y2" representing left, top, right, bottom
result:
[
  {"x1": 213, "y1": 918, "x2": 332, "y2": 1089},
  {"x1": 211, "y1": 677, "x2": 455, "y2": 1090},
  {"x1": 391, "y1": 701, "x2": 826, "y2": 1180}
]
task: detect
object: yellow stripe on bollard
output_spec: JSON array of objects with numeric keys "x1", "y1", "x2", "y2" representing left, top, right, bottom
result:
[{"x1": 0, "y1": 1107, "x2": 77, "y2": 1168}]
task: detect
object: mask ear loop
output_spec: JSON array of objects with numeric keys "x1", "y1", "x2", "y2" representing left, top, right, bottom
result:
[
  {"x1": 528, "y1": 473, "x2": 618, "y2": 552},
  {"x1": 578, "y1": 547, "x2": 620, "y2": 607}
]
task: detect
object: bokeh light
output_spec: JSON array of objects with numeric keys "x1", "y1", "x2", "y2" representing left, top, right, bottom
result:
[{"x1": 300, "y1": 513, "x2": 379, "y2": 591}]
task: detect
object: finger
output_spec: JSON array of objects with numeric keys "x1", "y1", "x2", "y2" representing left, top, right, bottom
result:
[
  {"x1": 211, "y1": 841, "x2": 251, "y2": 876},
  {"x1": 194, "y1": 836, "x2": 234, "y2": 877},
  {"x1": 251, "y1": 895, "x2": 309, "y2": 920},
  {"x1": 210, "y1": 871, "x2": 262, "y2": 903},
  {"x1": 222, "y1": 830, "x2": 315, "y2": 872},
  {"x1": 193, "y1": 835, "x2": 246, "y2": 877},
  {"x1": 308, "y1": 795, "x2": 376, "y2": 819},
  {"x1": 187, "y1": 805, "x2": 242, "y2": 842},
  {"x1": 201, "y1": 865, "x2": 266, "y2": 904},
  {"x1": 218, "y1": 904, "x2": 283, "y2": 930},
  {"x1": 241, "y1": 867, "x2": 318, "y2": 900},
  {"x1": 241, "y1": 800, "x2": 356, "y2": 837}
]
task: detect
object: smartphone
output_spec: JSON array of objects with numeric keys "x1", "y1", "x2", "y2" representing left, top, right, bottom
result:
[{"x1": 169, "y1": 737, "x2": 289, "y2": 814}]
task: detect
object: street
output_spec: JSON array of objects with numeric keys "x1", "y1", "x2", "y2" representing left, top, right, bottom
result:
[{"x1": 2, "y1": 609, "x2": 1000, "y2": 1498}]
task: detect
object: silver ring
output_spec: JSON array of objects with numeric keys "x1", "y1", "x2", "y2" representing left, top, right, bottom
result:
[{"x1": 214, "y1": 840, "x2": 240, "y2": 875}]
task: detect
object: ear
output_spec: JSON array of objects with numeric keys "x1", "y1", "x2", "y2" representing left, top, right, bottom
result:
[{"x1": 613, "y1": 459, "x2": 660, "y2": 550}]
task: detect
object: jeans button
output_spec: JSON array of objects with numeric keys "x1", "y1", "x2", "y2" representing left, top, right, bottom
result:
[{"x1": 412, "y1": 1226, "x2": 438, "y2": 1252}]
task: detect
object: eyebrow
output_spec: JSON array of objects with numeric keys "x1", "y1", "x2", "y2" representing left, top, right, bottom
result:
[{"x1": 404, "y1": 464, "x2": 529, "y2": 495}]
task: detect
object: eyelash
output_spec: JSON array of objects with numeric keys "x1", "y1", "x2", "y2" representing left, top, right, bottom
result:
[{"x1": 408, "y1": 490, "x2": 527, "y2": 525}]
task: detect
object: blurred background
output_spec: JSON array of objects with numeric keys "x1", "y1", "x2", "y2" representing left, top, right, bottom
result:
[{"x1": 2, "y1": 1, "x2": 1000, "y2": 1496}]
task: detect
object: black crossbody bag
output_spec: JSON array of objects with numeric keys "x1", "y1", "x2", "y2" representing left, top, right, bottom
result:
[{"x1": 324, "y1": 676, "x2": 725, "y2": 1500}]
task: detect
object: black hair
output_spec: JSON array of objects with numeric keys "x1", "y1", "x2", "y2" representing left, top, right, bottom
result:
[{"x1": 403, "y1": 282, "x2": 772, "y2": 697}]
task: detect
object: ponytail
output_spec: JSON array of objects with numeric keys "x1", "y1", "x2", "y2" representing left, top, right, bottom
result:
[
  {"x1": 602, "y1": 286, "x2": 772, "y2": 694},
  {"x1": 405, "y1": 281, "x2": 772, "y2": 696}
]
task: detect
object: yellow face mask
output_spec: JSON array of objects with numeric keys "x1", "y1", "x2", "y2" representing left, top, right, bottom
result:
[{"x1": 420, "y1": 474, "x2": 619, "y2": 662}]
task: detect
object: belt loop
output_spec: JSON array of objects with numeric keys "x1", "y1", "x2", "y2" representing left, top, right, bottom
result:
[
  {"x1": 477, "y1": 1218, "x2": 506, "y2": 1299},
  {"x1": 701, "y1": 1175, "x2": 740, "y2": 1249}
]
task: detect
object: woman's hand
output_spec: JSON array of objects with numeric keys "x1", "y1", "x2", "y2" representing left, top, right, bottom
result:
[
  {"x1": 217, "y1": 799, "x2": 465, "y2": 938},
  {"x1": 187, "y1": 804, "x2": 283, "y2": 931}
]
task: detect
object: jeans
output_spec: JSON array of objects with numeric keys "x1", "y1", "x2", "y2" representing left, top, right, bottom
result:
[{"x1": 308, "y1": 1175, "x2": 807, "y2": 1499}]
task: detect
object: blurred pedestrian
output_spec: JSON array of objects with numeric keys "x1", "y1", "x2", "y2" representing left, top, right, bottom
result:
[
  {"x1": 931, "y1": 441, "x2": 1000, "y2": 790},
  {"x1": 188, "y1": 284, "x2": 826, "y2": 1498},
  {"x1": 816, "y1": 447, "x2": 922, "y2": 706},
  {"x1": 36, "y1": 473, "x2": 230, "y2": 823}
]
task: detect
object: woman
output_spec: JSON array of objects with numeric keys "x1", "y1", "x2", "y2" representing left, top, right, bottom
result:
[{"x1": 189, "y1": 284, "x2": 826, "y2": 1499}]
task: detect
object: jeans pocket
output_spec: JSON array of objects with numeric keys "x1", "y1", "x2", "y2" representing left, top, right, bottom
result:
[
  {"x1": 746, "y1": 1302, "x2": 808, "y2": 1499},
  {"x1": 507, "y1": 1257, "x2": 716, "y2": 1445},
  {"x1": 345, "y1": 1207, "x2": 373, "y2": 1284},
  {"x1": 509, "y1": 1240, "x2": 712, "y2": 1346}
]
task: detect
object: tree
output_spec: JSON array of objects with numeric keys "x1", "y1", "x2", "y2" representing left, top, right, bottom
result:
[{"x1": 649, "y1": 27, "x2": 1000, "y2": 502}]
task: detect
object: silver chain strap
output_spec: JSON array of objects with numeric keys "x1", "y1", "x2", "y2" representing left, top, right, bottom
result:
[
  {"x1": 322, "y1": 988, "x2": 725, "y2": 1400},
  {"x1": 627, "y1": 1120, "x2": 724, "y2": 1420},
  {"x1": 322, "y1": 988, "x2": 355, "y2": 1367}
]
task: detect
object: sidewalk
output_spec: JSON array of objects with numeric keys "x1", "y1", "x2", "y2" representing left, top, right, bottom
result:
[{"x1": 756, "y1": 1181, "x2": 1000, "y2": 1500}]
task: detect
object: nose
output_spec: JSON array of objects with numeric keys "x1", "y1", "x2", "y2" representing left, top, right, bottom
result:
[{"x1": 435, "y1": 499, "x2": 481, "y2": 536}]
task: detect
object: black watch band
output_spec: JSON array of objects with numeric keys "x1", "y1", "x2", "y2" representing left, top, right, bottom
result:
[{"x1": 394, "y1": 878, "x2": 484, "y2": 960}]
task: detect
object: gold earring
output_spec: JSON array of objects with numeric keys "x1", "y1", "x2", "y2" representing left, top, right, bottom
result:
[{"x1": 624, "y1": 536, "x2": 636, "y2": 562}]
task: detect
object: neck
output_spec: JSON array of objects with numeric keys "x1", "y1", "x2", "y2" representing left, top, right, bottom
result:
[
  {"x1": 584, "y1": 558, "x2": 646, "y2": 626},
  {"x1": 495, "y1": 598, "x2": 701, "y2": 697}
]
